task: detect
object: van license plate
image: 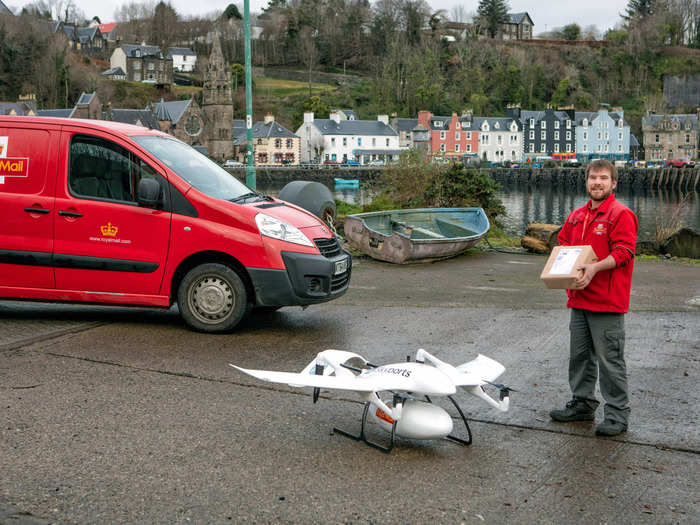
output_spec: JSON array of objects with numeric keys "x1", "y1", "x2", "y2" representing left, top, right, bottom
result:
[{"x1": 334, "y1": 257, "x2": 349, "y2": 275}]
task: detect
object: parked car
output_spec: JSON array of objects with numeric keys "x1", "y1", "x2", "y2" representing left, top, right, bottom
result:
[
  {"x1": 222, "y1": 159, "x2": 244, "y2": 168},
  {"x1": 299, "y1": 161, "x2": 319, "y2": 169},
  {"x1": 564, "y1": 158, "x2": 581, "y2": 167},
  {"x1": 0, "y1": 116, "x2": 351, "y2": 333},
  {"x1": 368, "y1": 159, "x2": 385, "y2": 166},
  {"x1": 667, "y1": 157, "x2": 695, "y2": 168},
  {"x1": 323, "y1": 159, "x2": 339, "y2": 168},
  {"x1": 341, "y1": 159, "x2": 360, "y2": 166}
]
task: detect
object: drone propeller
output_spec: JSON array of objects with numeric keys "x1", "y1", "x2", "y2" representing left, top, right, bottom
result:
[
  {"x1": 312, "y1": 363, "x2": 324, "y2": 403},
  {"x1": 484, "y1": 380, "x2": 517, "y2": 400}
]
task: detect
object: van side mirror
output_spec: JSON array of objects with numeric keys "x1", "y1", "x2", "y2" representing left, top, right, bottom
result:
[{"x1": 136, "y1": 177, "x2": 162, "y2": 207}]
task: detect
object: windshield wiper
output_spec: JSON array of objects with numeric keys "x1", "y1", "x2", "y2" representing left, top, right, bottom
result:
[{"x1": 229, "y1": 191, "x2": 271, "y2": 203}]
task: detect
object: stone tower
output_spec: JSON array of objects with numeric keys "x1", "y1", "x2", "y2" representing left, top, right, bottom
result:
[{"x1": 201, "y1": 34, "x2": 234, "y2": 160}]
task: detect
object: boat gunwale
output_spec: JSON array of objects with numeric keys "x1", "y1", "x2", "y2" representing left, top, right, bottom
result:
[{"x1": 346, "y1": 207, "x2": 489, "y2": 243}]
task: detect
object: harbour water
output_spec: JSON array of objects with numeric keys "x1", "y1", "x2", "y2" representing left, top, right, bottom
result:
[{"x1": 255, "y1": 178, "x2": 699, "y2": 240}]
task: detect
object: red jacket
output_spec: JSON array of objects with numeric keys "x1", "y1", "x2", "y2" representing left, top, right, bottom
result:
[{"x1": 557, "y1": 194, "x2": 638, "y2": 313}]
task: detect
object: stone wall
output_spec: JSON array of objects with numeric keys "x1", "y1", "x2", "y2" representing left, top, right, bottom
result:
[
  {"x1": 226, "y1": 166, "x2": 700, "y2": 190},
  {"x1": 489, "y1": 167, "x2": 700, "y2": 190}
]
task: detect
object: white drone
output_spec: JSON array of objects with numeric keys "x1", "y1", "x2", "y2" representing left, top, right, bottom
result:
[{"x1": 230, "y1": 348, "x2": 513, "y2": 452}]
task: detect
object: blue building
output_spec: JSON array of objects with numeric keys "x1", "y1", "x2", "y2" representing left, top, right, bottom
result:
[{"x1": 575, "y1": 109, "x2": 631, "y2": 162}]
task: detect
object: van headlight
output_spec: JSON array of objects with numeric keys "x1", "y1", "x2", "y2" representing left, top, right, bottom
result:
[{"x1": 255, "y1": 213, "x2": 313, "y2": 247}]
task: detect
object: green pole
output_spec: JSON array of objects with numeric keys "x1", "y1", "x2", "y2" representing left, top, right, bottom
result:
[{"x1": 244, "y1": 0, "x2": 255, "y2": 189}]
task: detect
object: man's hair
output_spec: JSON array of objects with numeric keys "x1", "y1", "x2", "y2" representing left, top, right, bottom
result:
[{"x1": 586, "y1": 159, "x2": 618, "y2": 182}]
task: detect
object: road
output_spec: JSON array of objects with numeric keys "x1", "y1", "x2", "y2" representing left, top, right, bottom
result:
[{"x1": 1, "y1": 251, "x2": 698, "y2": 524}]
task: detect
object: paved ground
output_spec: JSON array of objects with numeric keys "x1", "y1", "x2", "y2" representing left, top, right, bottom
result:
[{"x1": 1, "y1": 250, "x2": 698, "y2": 524}]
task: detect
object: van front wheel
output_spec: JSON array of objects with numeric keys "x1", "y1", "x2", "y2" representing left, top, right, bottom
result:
[{"x1": 178, "y1": 263, "x2": 248, "y2": 333}]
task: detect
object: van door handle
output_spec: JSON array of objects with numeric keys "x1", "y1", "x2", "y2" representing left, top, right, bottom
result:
[
  {"x1": 58, "y1": 210, "x2": 83, "y2": 218},
  {"x1": 24, "y1": 207, "x2": 50, "y2": 214}
]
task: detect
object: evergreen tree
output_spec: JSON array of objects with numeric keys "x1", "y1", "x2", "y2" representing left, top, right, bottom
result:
[
  {"x1": 477, "y1": 0, "x2": 509, "y2": 39},
  {"x1": 622, "y1": 0, "x2": 656, "y2": 21}
]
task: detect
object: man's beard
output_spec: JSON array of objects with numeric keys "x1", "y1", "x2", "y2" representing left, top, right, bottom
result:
[{"x1": 587, "y1": 186, "x2": 613, "y2": 203}]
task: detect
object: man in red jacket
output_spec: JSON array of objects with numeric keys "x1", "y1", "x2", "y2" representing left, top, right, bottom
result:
[{"x1": 550, "y1": 159, "x2": 638, "y2": 436}]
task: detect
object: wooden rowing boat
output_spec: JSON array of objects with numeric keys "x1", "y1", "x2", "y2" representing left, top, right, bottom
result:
[{"x1": 344, "y1": 208, "x2": 489, "y2": 263}]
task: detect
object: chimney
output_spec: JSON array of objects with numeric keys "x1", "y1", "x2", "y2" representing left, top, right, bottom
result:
[
  {"x1": 612, "y1": 106, "x2": 624, "y2": 120},
  {"x1": 505, "y1": 104, "x2": 520, "y2": 120},
  {"x1": 417, "y1": 110, "x2": 431, "y2": 126},
  {"x1": 303, "y1": 111, "x2": 314, "y2": 124},
  {"x1": 264, "y1": 113, "x2": 274, "y2": 125},
  {"x1": 377, "y1": 114, "x2": 389, "y2": 126},
  {"x1": 330, "y1": 110, "x2": 340, "y2": 124}
]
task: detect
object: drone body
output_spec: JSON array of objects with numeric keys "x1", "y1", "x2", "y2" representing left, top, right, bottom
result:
[{"x1": 230, "y1": 348, "x2": 512, "y2": 452}]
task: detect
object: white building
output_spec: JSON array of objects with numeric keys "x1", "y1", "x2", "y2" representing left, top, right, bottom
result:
[
  {"x1": 473, "y1": 117, "x2": 523, "y2": 162},
  {"x1": 295, "y1": 111, "x2": 400, "y2": 164},
  {"x1": 167, "y1": 47, "x2": 197, "y2": 73}
]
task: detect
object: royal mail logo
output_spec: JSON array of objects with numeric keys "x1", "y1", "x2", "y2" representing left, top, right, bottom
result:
[
  {"x1": 100, "y1": 222, "x2": 118, "y2": 237},
  {"x1": 0, "y1": 158, "x2": 29, "y2": 178},
  {"x1": 594, "y1": 223, "x2": 607, "y2": 235}
]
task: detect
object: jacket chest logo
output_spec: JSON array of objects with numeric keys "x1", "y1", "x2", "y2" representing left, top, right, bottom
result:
[{"x1": 593, "y1": 223, "x2": 607, "y2": 235}]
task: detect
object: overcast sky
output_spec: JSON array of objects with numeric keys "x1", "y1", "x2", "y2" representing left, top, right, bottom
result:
[{"x1": 10, "y1": 0, "x2": 629, "y2": 35}]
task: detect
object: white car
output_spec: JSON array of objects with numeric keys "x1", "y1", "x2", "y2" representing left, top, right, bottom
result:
[
  {"x1": 222, "y1": 159, "x2": 244, "y2": 168},
  {"x1": 368, "y1": 160, "x2": 385, "y2": 166}
]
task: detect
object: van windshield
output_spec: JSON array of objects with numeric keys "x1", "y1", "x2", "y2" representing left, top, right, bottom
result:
[{"x1": 132, "y1": 135, "x2": 253, "y2": 201}]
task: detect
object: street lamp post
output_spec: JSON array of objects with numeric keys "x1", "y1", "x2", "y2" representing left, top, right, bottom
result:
[{"x1": 244, "y1": 0, "x2": 255, "y2": 189}]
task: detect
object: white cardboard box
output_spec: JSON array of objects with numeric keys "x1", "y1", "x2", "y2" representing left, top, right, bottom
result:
[{"x1": 540, "y1": 245, "x2": 597, "y2": 289}]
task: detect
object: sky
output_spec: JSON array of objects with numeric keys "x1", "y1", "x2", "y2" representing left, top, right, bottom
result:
[{"x1": 9, "y1": 0, "x2": 629, "y2": 35}]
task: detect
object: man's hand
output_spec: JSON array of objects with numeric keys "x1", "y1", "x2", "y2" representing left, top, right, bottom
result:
[{"x1": 572, "y1": 255, "x2": 617, "y2": 289}]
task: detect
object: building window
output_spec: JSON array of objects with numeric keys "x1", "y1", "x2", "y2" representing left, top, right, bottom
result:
[
  {"x1": 529, "y1": 130, "x2": 534, "y2": 140},
  {"x1": 372, "y1": 138, "x2": 376, "y2": 146},
  {"x1": 554, "y1": 131, "x2": 559, "y2": 140},
  {"x1": 440, "y1": 144, "x2": 446, "y2": 152},
  {"x1": 618, "y1": 144, "x2": 622, "y2": 152},
  {"x1": 566, "y1": 131, "x2": 571, "y2": 140},
  {"x1": 554, "y1": 143, "x2": 560, "y2": 153},
  {"x1": 456, "y1": 122, "x2": 460, "y2": 129},
  {"x1": 529, "y1": 118, "x2": 535, "y2": 127},
  {"x1": 286, "y1": 139, "x2": 292, "y2": 148},
  {"x1": 540, "y1": 144, "x2": 546, "y2": 153},
  {"x1": 342, "y1": 137, "x2": 347, "y2": 146},
  {"x1": 529, "y1": 143, "x2": 534, "y2": 153},
  {"x1": 555, "y1": 121, "x2": 560, "y2": 129},
  {"x1": 583, "y1": 144, "x2": 588, "y2": 152},
  {"x1": 455, "y1": 132, "x2": 460, "y2": 140},
  {"x1": 686, "y1": 134, "x2": 691, "y2": 143},
  {"x1": 510, "y1": 135, "x2": 517, "y2": 144},
  {"x1": 618, "y1": 132, "x2": 623, "y2": 141},
  {"x1": 583, "y1": 132, "x2": 588, "y2": 140},
  {"x1": 604, "y1": 144, "x2": 609, "y2": 153},
  {"x1": 455, "y1": 144, "x2": 460, "y2": 152},
  {"x1": 434, "y1": 121, "x2": 443, "y2": 127},
  {"x1": 605, "y1": 132, "x2": 609, "y2": 140},
  {"x1": 597, "y1": 144, "x2": 602, "y2": 153},
  {"x1": 466, "y1": 132, "x2": 471, "y2": 140},
  {"x1": 597, "y1": 132, "x2": 602, "y2": 140},
  {"x1": 566, "y1": 143, "x2": 571, "y2": 152},
  {"x1": 541, "y1": 121, "x2": 546, "y2": 129},
  {"x1": 655, "y1": 134, "x2": 659, "y2": 143},
  {"x1": 440, "y1": 131, "x2": 446, "y2": 140},
  {"x1": 133, "y1": 61, "x2": 141, "y2": 70},
  {"x1": 134, "y1": 72, "x2": 141, "y2": 81},
  {"x1": 482, "y1": 135, "x2": 489, "y2": 145},
  {"x1": 148, "y1": 62, "x2": 154, "y2": 70},
  {"x1": 497, "y1": 135, "x2": 502, "y2": 145},
  {"x1": 256, "y1": 138, "x2": 262, "y2": 145},
  {"x1": 275, "y1": 139, "x2": 281, "y2": 148},
  {"x1": 540, "y1": 130, "x2": 545, "y2": 140},
  {"x1": 618, "y1": 120, "x2": 623, "y2": 127},
  {"x1": 566, "y1": 120, "x2": 571, "y2": 128},
  {"x1": 386, "y1": 138, "x2": 389, "y2": 146},
  {"x1": 331, "y1": 138, "x2": 336, "y2": 146},
  {"x1": 466, "y1": 144, "x2": 471, "y2": 152},
  {"x1": 358, "y1": 138, "x2": 362, "y2": 146}
]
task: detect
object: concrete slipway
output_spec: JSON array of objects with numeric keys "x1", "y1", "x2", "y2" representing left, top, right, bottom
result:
[{"x1": 0, "y1": 251, "x2": 698, "y2": 524}]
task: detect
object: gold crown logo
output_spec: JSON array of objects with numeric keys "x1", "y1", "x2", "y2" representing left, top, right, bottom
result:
[{"x1": 100, "y1": 222, "x2": 118, "y2": 237}]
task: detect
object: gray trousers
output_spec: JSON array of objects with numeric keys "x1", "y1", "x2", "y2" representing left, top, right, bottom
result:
[{"x1": 569, "y1": 308, "x2": 630, "y2": 425}]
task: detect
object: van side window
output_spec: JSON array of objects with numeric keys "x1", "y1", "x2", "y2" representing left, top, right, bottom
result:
[{"x1": 69, "y1": 135, "x2": 162, "y2": 207}]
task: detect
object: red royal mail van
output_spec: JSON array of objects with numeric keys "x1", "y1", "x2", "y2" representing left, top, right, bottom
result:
[{"x1": 0, "y1": 116, "x2": 351, "y2": 332}]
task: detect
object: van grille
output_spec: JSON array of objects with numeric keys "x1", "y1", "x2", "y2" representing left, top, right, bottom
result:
[
  {"x1": 331, "y1": 271, "x2": 350, "y2": 292},
  {"x1": 314, "y1": 237, "x2": 342, "y2": 258}
]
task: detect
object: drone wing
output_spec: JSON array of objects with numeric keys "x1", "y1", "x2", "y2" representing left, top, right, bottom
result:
[
  {"x1": 230, "y1": 364, "x2": 380, "y2": 392},
  {"x1": 453, "y1": 354, "x2": 506, "y2": 386}
]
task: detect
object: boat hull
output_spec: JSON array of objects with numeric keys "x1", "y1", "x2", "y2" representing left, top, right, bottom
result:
[{"x1": 344, "y1": 208, "x2": 489, "y2": 264}]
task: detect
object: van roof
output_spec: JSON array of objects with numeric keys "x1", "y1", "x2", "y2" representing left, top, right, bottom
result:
[{"x1": 0, "y1": 115, "x2": 168, "y2": 138}]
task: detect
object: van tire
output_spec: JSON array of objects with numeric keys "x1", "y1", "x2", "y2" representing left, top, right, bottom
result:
[{"x1": 177, "y1": 263, "x2": 248, "y2": 333}]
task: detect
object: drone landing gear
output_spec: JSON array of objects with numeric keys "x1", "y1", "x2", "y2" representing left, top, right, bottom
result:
[
  {"x1": 333, "y1": 402, "x2": 397, "y2": 453},
  {"x1": 425, "y1": 395, "x2": 473, "y2": 446}
]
